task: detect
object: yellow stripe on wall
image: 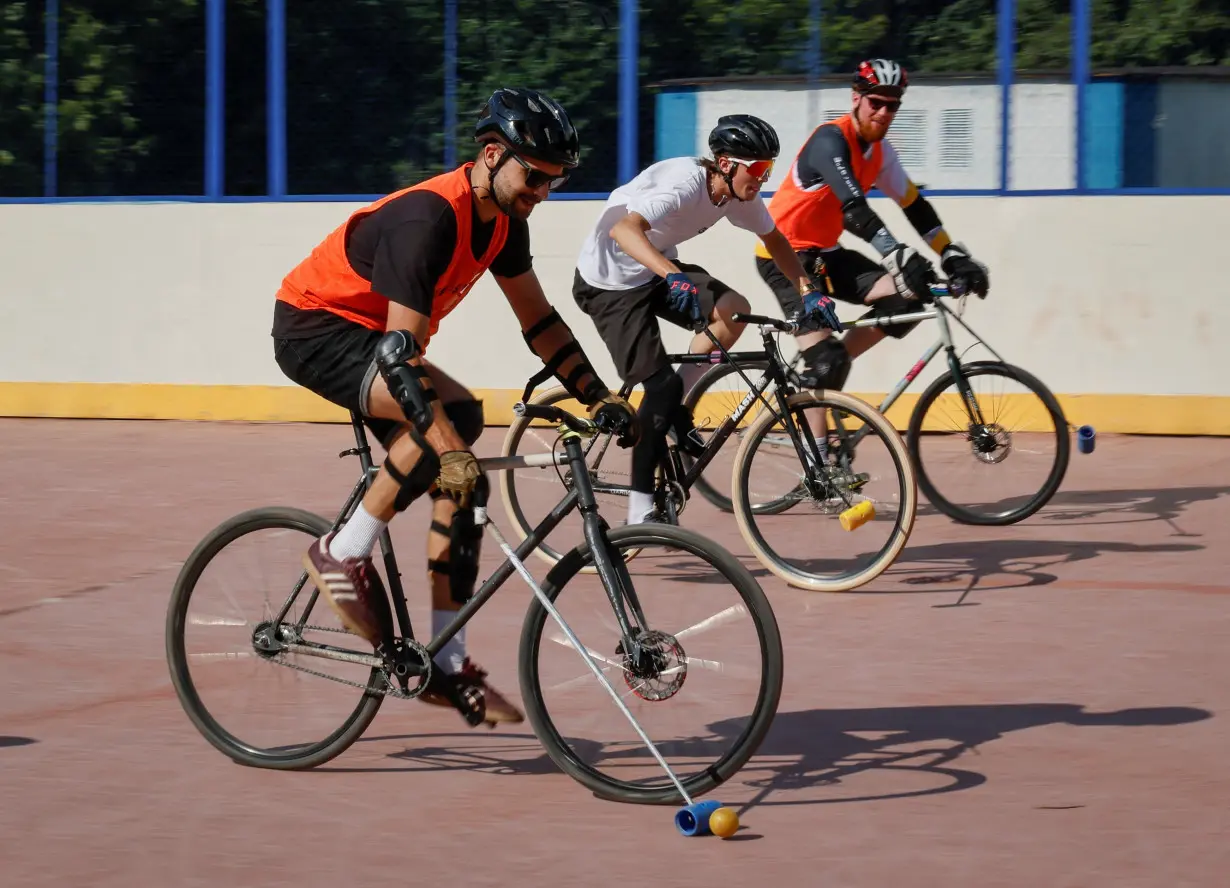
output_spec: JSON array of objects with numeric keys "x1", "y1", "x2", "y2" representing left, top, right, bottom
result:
[{"x1": 1, "y1": 382, "x2": 1228, "y2": 436}]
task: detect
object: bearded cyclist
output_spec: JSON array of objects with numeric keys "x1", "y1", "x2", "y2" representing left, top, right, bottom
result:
[
  {"x1": 755, "y1": 58, "x2": 990, "y2": 393},
  {"x1": 573, "y1": 114, "x2": 841, "y2": 527},
  {"x1": 271, "y1": 87, "x2": 638, "y2": 727}
]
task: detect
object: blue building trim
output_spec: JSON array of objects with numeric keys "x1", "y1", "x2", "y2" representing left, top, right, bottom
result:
[
  {"x1": 655, "y1": 90, "x2": 698, "y2": 163},
  {"x1": 1083, "y1": 82, "x2": 1124, "y2": 189}
]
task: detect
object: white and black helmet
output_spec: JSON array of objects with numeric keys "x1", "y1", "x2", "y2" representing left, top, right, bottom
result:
[{"x1": 853, "y1": 58, "x2": 909, "y2": 98}]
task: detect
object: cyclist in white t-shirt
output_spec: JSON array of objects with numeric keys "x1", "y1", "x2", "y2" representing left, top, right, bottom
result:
[{"x1": 572, "y1": 114, "x2": 843, "y2": 526}]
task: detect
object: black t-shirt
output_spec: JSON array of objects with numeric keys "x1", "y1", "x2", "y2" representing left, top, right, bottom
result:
[{"x1": 272, "y1": 189, "x2": 532, "y2": 338}]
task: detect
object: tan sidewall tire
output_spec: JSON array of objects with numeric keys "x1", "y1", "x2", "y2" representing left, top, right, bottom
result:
[{"x1": 731, "y1": 389, "x2": 918, "y2": 592}]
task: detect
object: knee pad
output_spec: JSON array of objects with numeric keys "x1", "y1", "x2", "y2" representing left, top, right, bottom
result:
[
  {"x1": 444, "y1": 399, "x2": 485, "y2": 447},
  {"x1": 637, "y1": 365, "x2": 684, "y2": 435},
  {"x1": 427, "y1": 508, "x2": 483, "y2": 605},
  {"x1": 868, "y1": 295, "x2": 922, "y2": 340},
  {"x1": 383, "y1": 446, "x2": 442, "y2": 513},
  {"x1": 799, "y1": 338, "x2": 852, "y2": 391}
]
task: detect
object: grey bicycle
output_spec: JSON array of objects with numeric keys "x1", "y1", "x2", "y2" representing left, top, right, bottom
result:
[{"x1": 688, "y1": 279, "x2": 1071, "y2": 526}]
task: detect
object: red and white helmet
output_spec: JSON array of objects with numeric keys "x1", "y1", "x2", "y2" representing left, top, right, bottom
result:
[{"x1": 853, "y1": 59, "x2": 908, "y2": 98}]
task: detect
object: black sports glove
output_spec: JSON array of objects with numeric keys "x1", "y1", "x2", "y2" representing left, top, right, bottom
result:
[
  {"x1": 940, "y1": 242, "x2": 989, "y2": 298},
  {"x1": 881, "y1": 244, "x2": 936, "y2": 302},
  {"x1": 665, "y1": 272, "x2": 704, "y2": 330},
  {"x1": 588, "y1": 392, "x2": 640, "y2": 447}
]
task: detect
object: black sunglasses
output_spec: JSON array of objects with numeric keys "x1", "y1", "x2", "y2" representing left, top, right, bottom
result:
[
  {"x1": 505, "y1": 150, "x2": 570, "y2": 191},
  {"x1": 866, "y1": 96, "x2": 902, "y2": 113}
]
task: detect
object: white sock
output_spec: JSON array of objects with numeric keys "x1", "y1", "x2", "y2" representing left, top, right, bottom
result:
[
  {"x1": 327, "y1": 502, "x2": 388, "y2": 561},
  {"x1": 433, "y1": 609, "x2": 467, "y2": 674},
  {"x1": 627, "y1": 490, "x2": 656, "y2": 524}
]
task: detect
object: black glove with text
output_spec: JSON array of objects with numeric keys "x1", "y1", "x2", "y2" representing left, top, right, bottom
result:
[
  {"x1": 882, "y1": 244, "x2": 936, "y2": 302},
  {"x1": 940, "y1": 242, "x2": 989, "y2": 298}
]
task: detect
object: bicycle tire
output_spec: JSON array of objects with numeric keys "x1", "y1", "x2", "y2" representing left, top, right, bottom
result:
[
  {"x1": 732, "y1": 389, "x2": 918, "y2": 592},
  {"x1": 166, "y1": 506, "x2": 385, "y2": 770},
  {"x1": 518, "y1": 523, "x2": 784, "y2": 805},
  {"x1": 499, "y1": 385, "x2": 644, "y2": 571},
  {"x1": 907, "y1": 361, "x2": 1070, "y2": 526}
]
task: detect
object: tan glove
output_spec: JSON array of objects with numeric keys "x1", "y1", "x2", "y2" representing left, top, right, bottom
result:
[{"x1": 436, "y1": 450, "x2": 482, "y2": 507}]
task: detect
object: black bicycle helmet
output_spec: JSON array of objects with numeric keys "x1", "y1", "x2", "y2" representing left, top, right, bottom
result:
[
  {"x1": 474, "y1": 87, "x2": 580, "y2": 168},
  {"x1": 707, "y1": 114, "x2": 780, "y2": 161},
  {"x1": 853, "y1": 59, "x2": 909, "y2": 97}
]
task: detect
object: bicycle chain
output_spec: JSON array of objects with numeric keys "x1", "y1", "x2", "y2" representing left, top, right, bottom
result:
[{"x1": 264, "y1": 622, "x2": 416, "y2": 700}]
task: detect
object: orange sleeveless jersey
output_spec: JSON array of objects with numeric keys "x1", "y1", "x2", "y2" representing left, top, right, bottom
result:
[
  {"x1": 754, "y1": 114, "x2": 883, "y2": 259},
  {"x1": 275, "y1": 163, "x2": 508, "y2": 347}
]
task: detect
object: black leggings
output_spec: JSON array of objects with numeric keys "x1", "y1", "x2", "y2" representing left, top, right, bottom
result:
[{"x1": 630, "y1": 365, "x2": 685, "y2": 492}]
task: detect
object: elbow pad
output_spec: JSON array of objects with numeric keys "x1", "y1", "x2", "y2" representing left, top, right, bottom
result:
[
  {"x1": 841, "y1": 197, "x2": 887, "y2": 242},
  {"x1": 902, "y1": 193, "x2": 943, "y2": 240}
]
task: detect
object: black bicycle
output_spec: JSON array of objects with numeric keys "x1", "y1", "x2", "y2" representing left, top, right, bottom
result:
[
  {"x1": 166, "y1": 388, "x2": 783, "y2": 807},
  {"x1": 499, "y1": 315, "x2": 919, "y2": 593}
]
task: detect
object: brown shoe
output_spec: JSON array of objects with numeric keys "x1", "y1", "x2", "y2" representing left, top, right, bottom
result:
[
  {"x1": 302, "y1": 532, "x2": 384, "y2": 647},
  {"x1": 419, "y1": 658, "x2": 525, "y2": 727}
]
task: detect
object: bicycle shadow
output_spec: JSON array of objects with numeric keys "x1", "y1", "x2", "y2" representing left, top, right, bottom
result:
[
  {"x1": 714, "y1": 701, "x2": 1213, "y2": 813},
  {"x1": 318, "y1": 702, "x2": 1211, "y2": 815},
  {"x1": 779, "y1": 538, "x2": 1204, "y2": 598},
  {"x1": 919, "y1": 485, "x2": 1230, "y2": 536},
  {"x1": 323, "y1": 729, "x2": 589, "y2": 777}
]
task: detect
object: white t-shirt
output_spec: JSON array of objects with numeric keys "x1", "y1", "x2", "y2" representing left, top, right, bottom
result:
[{"x1": 575, "y1": 156, "x2": 777, "y2": 290}]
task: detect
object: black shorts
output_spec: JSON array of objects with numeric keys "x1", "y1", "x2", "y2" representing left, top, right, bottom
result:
[
  {"x1": 756, "y1": 246, "x2": 920, "y2": 339},
  {"x1": 573, "y1": 261, "x2": 732, "y2": 387},
  {"x1": 273, "y1": 318, "x2": 474, "y2": 450}
]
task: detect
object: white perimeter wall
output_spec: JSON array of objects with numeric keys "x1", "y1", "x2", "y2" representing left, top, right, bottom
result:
[
  {"x1": 1, "y1": 195, "x2": 1228, "y2": 399},
  {"x1": 694, "y1": 83, "x2": 1074, "y2": 192}
]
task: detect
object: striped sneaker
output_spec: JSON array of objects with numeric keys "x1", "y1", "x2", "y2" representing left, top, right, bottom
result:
[
  {"x1": 302, "y1": 532, "x2": 383, "y2": 647},
  {"x1": 419, "y1": 658, "x2": 525, "y2": 727}
]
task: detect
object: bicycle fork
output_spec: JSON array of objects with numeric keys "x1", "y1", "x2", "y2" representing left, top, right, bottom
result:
[{"x1": 477, "y1": 429, "x2": 697, "y2": 807}]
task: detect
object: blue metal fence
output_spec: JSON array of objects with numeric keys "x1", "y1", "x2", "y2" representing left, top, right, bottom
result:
[{"x1": 9, "y1": 0, "x2": 1230, "y2": 203}]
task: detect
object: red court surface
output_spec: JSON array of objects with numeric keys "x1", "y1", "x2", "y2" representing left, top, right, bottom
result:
[{"x1": 2, "y1": 418, "x2": 1228, "y2": 887}]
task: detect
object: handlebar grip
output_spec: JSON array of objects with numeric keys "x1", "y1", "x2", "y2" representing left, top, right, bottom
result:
[
  {"x1": 731, "y1": 311, "x2": 794, "y2": 331},
  {"x1": 514, "y1": 401, "x2": 594, "y2": 434}
]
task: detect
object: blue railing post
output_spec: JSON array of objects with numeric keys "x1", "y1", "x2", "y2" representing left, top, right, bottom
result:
[
  {"x1": 43, "y1": 0, "x2": 58, "y2": 197},
  {"x1": 205, "y1": 0, "x2": 225, "y2": 199},
  {"x1": 444, "y1": 0, "x2": 458, "y2": 169},
  {"x1": 267, "y1": 0, "x2": 287, "y2": 196},
  {"x1": 1072, "y1": 0, "x2": 1091, "y2": 191},
  {"x1": 618, "y1": 0, "x2": 638, "y2": 186},
  {"x1": 996, "y1": 0, "x2": 1014, "y2": 193}
]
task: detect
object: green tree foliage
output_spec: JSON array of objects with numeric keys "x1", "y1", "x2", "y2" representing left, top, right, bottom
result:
[
  {"x1": 2, "y1": 0, "x2": 1228, "y2": 197},
  {"x1": 0, "y1": 2, "x2": 43, "y2": 195}
]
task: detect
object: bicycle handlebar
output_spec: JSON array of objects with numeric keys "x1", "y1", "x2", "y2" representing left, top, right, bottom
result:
[
  {"x1": 513, "y1": 400, "x2": 598, "y2": 436},
  {"x1": 733, "y1": 277, "x2": 971, "y2": 334},
  {"x1": 730, "y1": 312, "x2": 801, "y2": 332}
]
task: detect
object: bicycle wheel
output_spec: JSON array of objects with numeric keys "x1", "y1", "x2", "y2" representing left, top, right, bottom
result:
[
  {"x1": 908, "y1": 360, "x2": 1070, "y2": 526},
  {"x1": 732, "y1": 389, "x2": 918, "y2": 592},
  {"x1": 519, "y1": 523, "x2": 783, "y2": 805},
  {"x1": 166, "y1": 506, "x2": 385, "y2": 770},
  {"x1": 499, "y1": 385, "x2": 646, "y2": 570}
]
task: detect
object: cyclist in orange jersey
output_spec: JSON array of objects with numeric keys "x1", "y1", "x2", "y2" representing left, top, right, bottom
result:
[
  {"x1": 755, "y1": 59, "x2": 990, "y2": 393},
  {"x1": 271, "y1": 88, "x2": 637, "y2": 728}
]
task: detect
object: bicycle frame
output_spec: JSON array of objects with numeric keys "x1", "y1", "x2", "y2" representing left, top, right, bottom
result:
[
  {"x1": 266, "y1": 410, "x2": 646, "y2": 678},
  {"x1": 833, "y1": 285, "x2": 1007, "y2": 448},
  {"x1": 580, "y1": 330, "x2": 820, "y2": 503}
]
